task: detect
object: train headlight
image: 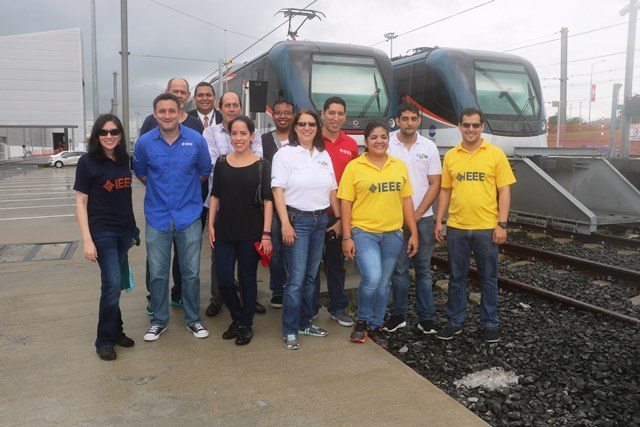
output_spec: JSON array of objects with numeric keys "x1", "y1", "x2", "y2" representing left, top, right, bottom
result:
[{"x1": 388, "y1": 118, "x2": 396, "y2": 128}]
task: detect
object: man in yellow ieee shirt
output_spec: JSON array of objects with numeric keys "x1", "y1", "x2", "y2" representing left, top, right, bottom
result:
[{"x1": 435, "y1": 107, "x2": 516, "y2": 343}]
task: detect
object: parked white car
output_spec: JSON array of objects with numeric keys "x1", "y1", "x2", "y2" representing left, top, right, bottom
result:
[{"x1": 49, "y1": 151, "x2": 86, "y2": 168}]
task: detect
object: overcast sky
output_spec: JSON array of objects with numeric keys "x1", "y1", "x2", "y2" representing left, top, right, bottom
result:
[{"x1": 1, "y1": 0, "x2": 636, "y2": 128}]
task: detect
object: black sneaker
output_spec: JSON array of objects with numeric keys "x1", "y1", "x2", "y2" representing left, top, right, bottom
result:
[
  {"x1": 144, "y1": 325, "x2": 167, "y2": 341},
  {"x1": 270, "y1": 295, "x2": 283, "y2": 308},
  {"x1": 417, "y1": 320, "x2": 437, "y2": 335},
  {"x1": 484, "y1": 328, "x2": 501, "y2": 343},
  {"x1": 255, "y1": 301, "x2": 267, "y2": 314},
  {"x1": 349, "y1": 320, "x2": 368, "y2": 344},
  {"x1": 222, "y1": 321, "x2": 239, "y2": 340},
  {"x1": 367, "y1": 327, "x2": 389, "y2": 349},
  {"x1": 235, "y1": 325, "x2": 254, "y2": 345},
  {"x1": 205, "y1": 302, "x2": 223, "y2": 317},
  {"x1": 116, "y1": 334, "x2": 135, "y2": 347},
  {"x1": 382, "y1": 315, "x2": 406, "y2": 332},
  {"x1": 437, "y1": 324, "x2": 462, "y2": 341},
  {"x1": 97, "y1": 346, "x2": 117, "y2": 361}
]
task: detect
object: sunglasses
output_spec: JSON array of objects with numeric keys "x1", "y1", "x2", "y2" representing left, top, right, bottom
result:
[
  {"x1": 296, "y1": 121, "x2": 317, "y2": 128},
  {"x1": 460, "y1": 123, "x2": 482, "y2": 129},
  {"x1": 98, "y1": 129, "x2": 121, "y2": 136}
]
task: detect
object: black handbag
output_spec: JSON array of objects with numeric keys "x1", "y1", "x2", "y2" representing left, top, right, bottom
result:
[{"x1": 253, "y1": 159, "x2": 263, "y2": 208}]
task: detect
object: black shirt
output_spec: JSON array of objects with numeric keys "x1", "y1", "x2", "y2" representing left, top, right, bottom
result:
[
  {"x1": 73, "y1": 154, "x2": 135, "y2": 235},
  {"x1": 211, "y1": 156, "x2": 273, "y2": 242}
]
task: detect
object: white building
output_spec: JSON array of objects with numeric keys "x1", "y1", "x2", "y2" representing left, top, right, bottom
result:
[{"x1": 0, "y1": 28, "x2": 85, "y2": 159}]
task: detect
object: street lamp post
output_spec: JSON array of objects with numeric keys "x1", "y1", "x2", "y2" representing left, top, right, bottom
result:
[
  {"x1": 384, "y1": 32, "x2": 397, "y2": 58},
  {"x1": 588, "y1": 60, "x2": 606, "y2": 124}
]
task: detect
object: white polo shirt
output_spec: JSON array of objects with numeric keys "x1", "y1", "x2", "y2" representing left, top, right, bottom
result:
[
  {"x1": 271, "y1": 145, "x2": 338, "y2": 211},
  {"x1": 388, "y1": 132, "x2": 442, "y2": 217}
]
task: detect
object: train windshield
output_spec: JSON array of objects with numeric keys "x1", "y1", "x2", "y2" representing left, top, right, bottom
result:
[
  {"x1": 474, "y1": 61, "x2": 541, "y2": 121},
  {"x1": 310, "y1": 54, "x2": 389, "y2": 118}
]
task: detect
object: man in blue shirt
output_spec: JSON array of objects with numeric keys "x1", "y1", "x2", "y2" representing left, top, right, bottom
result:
[{"x1": 134, "y1": 93, "x2": 212, "y2": 341}]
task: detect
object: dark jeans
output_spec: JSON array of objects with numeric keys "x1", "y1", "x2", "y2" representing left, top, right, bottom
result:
[
  {"x1": 93, "y1": 228, "x2": 132, "y2": 350},
  {"x1": 269, "y1": 215, "x2": 286, "y2": 298},
  {"x1": 313, "y1": 215, "x2": 349, "y2": 315},
  {"x1": 446, "y1": 226, "x2": 499, "y2": 328},
  {"x1": 215, "y1": 239, "x2": 259, "y2": 326}
]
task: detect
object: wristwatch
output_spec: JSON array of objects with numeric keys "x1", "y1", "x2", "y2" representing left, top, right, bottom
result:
[{"x1": 498, "y1": 221, "x2": 508, "y2": 229}]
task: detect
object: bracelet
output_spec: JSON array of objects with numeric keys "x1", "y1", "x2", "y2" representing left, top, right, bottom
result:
[
  {"x1": 342, "y1": 236, "x2": 352, "y2": 241},
  {"x1": 262, "y1": 231, "x2": 272, "y2": 236}
]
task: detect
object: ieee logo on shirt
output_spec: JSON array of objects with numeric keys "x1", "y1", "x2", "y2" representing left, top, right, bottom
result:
[
  {"x1": 103, "y1": 177, "x2": 132, "y2": 192},
  {"x1": 415, "y1": 152, "x2": 429, "y2": 161},
  {"x1": 181, "y1": 142, "x2": 193, "y2": 147},
  {"x1": 456, "y1": 171, "x2": 485, "y2": 182}
]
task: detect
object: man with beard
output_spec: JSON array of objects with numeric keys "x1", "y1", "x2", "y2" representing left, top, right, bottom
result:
[{"x1": 384, "y1": 102, "x2": 441, "y2": 335}]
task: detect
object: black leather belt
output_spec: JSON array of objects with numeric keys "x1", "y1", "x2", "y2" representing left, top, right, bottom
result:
[{"x1": 286, "y1": 206, "x2": 329, "y2": 216}]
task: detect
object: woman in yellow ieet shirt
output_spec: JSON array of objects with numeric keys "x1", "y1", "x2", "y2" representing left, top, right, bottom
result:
[{"x1": 338, "y1": 122, "x2": 418, "y2": 349}]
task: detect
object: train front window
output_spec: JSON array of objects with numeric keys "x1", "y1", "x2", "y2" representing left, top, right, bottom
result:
[
  {"x1": 474, "y1": 61, "x2": 541, "y2": 120},
  {"x1": 311, "y1": 54, "x2": 389, "y2": 118}
]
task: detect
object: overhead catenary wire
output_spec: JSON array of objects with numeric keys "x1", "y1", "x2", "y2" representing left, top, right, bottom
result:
[
  {"x1": 149, "y1": 0, "x2": 273, "y2": 44},
  {"x1": 197, "y1": 0, "x2": 318, "y2": 84},
  {"x1": 535, "y1": 49, "x2": 640, "y2": 68},
  {"x1": 369, "y1": 0, "x2": 495, "y2": 47},
  {"x1": 502, "y1": 20, "x2": 637, "y2": 53}
]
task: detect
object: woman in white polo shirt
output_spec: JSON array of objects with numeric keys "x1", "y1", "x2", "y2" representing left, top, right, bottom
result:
[{"x1": 271, "y1": 109, "x2": 342, "y2": 350}]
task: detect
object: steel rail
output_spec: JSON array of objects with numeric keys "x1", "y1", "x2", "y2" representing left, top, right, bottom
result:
[
  {"x1": 501, "y1": 242, "x2": 640, "y2": 286},
  {"x1": 431, "y1": 255, "x2": 640, "y2": 326}
]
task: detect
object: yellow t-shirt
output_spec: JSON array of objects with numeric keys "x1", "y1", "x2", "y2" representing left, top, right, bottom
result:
[
  {"x1": 441, "y1": 139, "x2": 516, "y2": 230},
  {"x1": 338, "y1": 154, "x2": 413, "y2": 233}
]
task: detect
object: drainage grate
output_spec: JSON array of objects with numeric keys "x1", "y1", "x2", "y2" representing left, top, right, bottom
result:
[{"x1": 0, "y1": 241, "x2": 77, "y2": 263}]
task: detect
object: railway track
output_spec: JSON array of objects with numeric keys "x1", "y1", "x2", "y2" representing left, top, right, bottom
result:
[
  {"x1": 515, "y1": 224, "x2": 640, "y2": 249},
  {"x1": 430, "y1": 254, "x2": 640, "y2": 326},
  {"x1": 501, "y1": 242, "x2": 640, "y2": 285}
]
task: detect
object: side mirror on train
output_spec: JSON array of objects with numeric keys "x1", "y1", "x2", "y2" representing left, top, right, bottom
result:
[{"x1": 249, "y1": 81, "x2": 268, "y2": 113}]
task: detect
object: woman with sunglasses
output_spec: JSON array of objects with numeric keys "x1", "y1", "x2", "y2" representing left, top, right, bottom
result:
[
  {"x1": 271, "y1": 109, "x2": 341, "y2": 350},
  {"x1": 74, "y1": 114, "x2": 136, "y2": 361},
  {"x1": 208, "y1": 116, "x2": 273, "y2": 346},
  {"x1": 339, "y1": 122, "x2": 418, "y2": 349}
]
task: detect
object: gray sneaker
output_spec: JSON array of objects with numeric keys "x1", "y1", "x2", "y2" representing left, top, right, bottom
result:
[
  {"x1": 330, "y1": 310, "x2": 355, "y2": 327},
  {"x1": 283, "y1": 334, "x2": 300, "y2": 350},
  {"x1": 298, "y1": 324, "x2": 328, "y2": 337}
]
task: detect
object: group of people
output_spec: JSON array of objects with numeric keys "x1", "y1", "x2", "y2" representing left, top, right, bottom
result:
[{"x1": 74, "y1": 76, "x2": 515, "y2": 361}]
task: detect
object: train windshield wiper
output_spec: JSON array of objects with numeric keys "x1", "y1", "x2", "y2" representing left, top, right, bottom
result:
[{"x1": 358, "y1": 73, "x2": 381, "y2": 118}]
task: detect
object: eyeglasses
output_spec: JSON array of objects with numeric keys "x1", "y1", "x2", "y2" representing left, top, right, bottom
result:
[
  {"x1": 98, "y1": 129, "x2": 121, "y2": 136},
  {"x1": 274, "y1": 110, "x2": 293, "y2": 117},
  {"x1": 296, "y1": 121, "x2": 317, "y2": 128},
  {"x1": 460, "y1": 123, "x2": 482, "y2": 129}
]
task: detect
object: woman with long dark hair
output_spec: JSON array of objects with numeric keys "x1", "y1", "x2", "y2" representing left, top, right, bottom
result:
[
  {"x1": 339, "y1": 122, "x2": 418, "y2": 349},
  {"x1": 271, "y1": 109, "x2": 342, "y2": 350},
  {"x1": 74, "y1": 114, "x2": 136, "y2": 360},
  {"x1": 208, "y1": 116, "x2": 273, "y2": 345}
]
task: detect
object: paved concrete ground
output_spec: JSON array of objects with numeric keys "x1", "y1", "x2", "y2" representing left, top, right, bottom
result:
[{"x1": 0, "y1": 164, "x2": 485, "y2": 426}]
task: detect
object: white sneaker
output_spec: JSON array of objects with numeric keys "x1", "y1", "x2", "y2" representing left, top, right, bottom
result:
[
  {"x1": 187, "y1": 322, "x2": 209, "y2": 339},
  {"x1": 144, "y1": 325, "x2": 167, "y2": 341}
]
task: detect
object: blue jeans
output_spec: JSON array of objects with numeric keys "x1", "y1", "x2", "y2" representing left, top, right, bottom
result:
[
  {"x1": 269, "y1": 215, "x2": 286, "y2": 298},
  {"x1": 281, "y1": 211, "x2": 328, "y2": 335},
  {"x1": 391, "y1": 216, "x2": 436, "y2": 321},
  {"x1": 352, "y1": 227, "x2": 404, "y2": 328},
  {"x1": 215, "y1": 239, "x2": 259, "y2": 326},
  {"x1": 313, "y1": 214, "x2": 349, "y2": 315},
  {"x1": 146, "y1": 219, "x2": 203, "y2": 328},
  {"x1": 445, "y1": 226, "x2": 499, "y2": 328},
  {"x1": 93, "y1": 228, "x2": 132, "y2": 350}
]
